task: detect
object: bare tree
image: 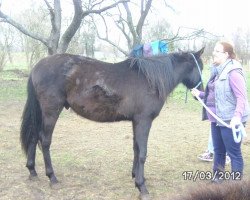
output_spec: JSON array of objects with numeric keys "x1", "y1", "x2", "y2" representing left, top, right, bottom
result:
[
  {"x1": 16, "y1": 5, "x2": 48, "y2": 69},
  {"x1": 94, "y1": 0, "x2": 154, "y2": 56},
  {"x1": 0, "y1": 0, "x2": 128, "y2": 55},
  {"x1": 93, "y1": 0, "x2": 210, "y2": 56},
  {"x1": 244, "y1": 29, "x2": 250, "y2": 66},
  {"x1": 232, "y1": 28, "x2": 250, "y2": 66},
  {"x1": 0, "y1": 41, "x2": 7, "y2": 71},
  {"x1": 143, "y1": 19, "x2": 175, "y2": 50},
  {"x1": 67, "y1": 18, "x2": 96, "y2": 57},
  {"x1": 0, "y1": 24, "x2": 14, "y2": 71}
]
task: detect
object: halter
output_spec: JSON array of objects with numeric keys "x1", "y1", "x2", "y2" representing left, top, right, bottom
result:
[
  {"x1": 188, "y1": 53, "x2": 246, "y2": 143},
  {"x1": 185, "y1": 53, "x2": 203, "y2": 102},
  {"x1": 190, "y1": 53, "x2": 203, "y2": 89}
]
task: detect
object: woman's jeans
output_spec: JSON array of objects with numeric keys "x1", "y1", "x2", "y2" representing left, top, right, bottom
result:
[{"x1": 211, "y1": 122, "x2": 243, "y2": 178}]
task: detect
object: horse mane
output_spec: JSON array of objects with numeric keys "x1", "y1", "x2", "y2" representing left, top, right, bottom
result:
[{"x1": 128, "y1": 53, "x2": 181, "y2": 100}]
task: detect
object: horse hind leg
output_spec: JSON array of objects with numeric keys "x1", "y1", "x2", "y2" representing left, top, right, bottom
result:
[
  {"x1": 41, "y1": 113, "x2": 62, "y2": 185},
  {"x1": 26, "y1": 134, "x2": 39, "y2": 180},
  {"x1": 39, "y1": 100, "x2": 64, "y2": 185},
  {"x1": 20, "y1": 76, "x2": 42, "y2": 180}
]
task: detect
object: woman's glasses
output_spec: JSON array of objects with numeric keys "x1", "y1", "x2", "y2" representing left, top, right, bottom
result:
[{"x1": 213, "y1": 50, "x2": 226, "y2": 53}]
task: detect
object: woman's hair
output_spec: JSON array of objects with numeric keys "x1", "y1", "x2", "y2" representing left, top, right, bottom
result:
[{"x1": 218, "y1": 41, "x2": 237, "y2": 59}]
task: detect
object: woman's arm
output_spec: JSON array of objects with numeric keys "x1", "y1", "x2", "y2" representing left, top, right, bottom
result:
[{"x1": 229, "y1": 70, "x2": 248, "y2": 119}]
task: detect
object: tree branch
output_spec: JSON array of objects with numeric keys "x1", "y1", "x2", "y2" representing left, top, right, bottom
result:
[
  {"x1": 0, "y1": 10, "x2": 48, "y2": 46},
  {"x1": 46, "y1": 0, "x2": 61, "y2": 54},
  {"x1": 136, "y1": 0, "x2": 152, "y2": 39},
  {"x1": 43, "y1": 0, "x2": 54, "y2": 13},
  {"x1": 122, "y1": 2, "x2": 137, "y2": 45},
  {"x1": 114, "y1": 5, "x2": 132, "y2": 48},
  {"x1": 58, "y1": 0, "x2": 83, "y2": 53},
  {"x1": 162, "y1": 0, "x2": 176, "y2": 12},
  {"x1": 93, "y1": 15, "x2": 128, "y2": 56},
  {"x1": 91, "y1": 0, "x2": 105, "y2": 9},
  {"x1": 165, "y1": 27, "x2": 180, "y2": 42},
  {"x1": 59, "y1": 0, "x2": 129, "y2": 53},
  {"x1": 115, "y1": 18, "x2": 131, "y2": 48},
  {"x1": 161, "y1": 27, "x2": 220, "y2": 44},
  {"x1": 82, "y1": 0, "x2": 130, "y2": 18}
]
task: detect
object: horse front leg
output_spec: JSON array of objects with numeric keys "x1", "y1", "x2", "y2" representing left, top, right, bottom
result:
[{"x1": 133, "y1": 117, "x2": 152, "y2": 199}]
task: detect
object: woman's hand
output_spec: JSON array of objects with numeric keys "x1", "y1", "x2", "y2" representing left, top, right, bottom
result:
[
  {"x1": 230, "y1": 116, "x2": 241, "y2": 128},
  {"x1": 191, "y1": 88, "x2": 201, "y2": 97}
]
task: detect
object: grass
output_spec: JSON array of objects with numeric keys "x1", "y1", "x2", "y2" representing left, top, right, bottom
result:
[
  {"x1": 0, "y1": 70, "x2": 28, "y2": 101},
  {"x1": 4, "y1": 52, "x2": 30, "y2": 71}
]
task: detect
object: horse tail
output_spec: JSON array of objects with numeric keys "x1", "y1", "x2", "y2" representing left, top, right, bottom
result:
[{"x1": 20, "y1": 76, "x2": 42, "y2": 156}]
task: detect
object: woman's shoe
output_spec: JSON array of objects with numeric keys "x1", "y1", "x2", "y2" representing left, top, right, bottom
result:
[{"x1": 197, "y1": 150, "x2": 213, "y2": 162}]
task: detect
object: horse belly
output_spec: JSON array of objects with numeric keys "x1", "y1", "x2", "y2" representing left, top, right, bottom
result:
[{"x1": 67, "y1": 85, "x2": 127, "y2": 122}]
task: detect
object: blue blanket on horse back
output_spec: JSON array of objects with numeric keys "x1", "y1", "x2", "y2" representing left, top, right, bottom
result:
[{"x1": 130, "y1": 40, "x2": 168, "y2": 57}]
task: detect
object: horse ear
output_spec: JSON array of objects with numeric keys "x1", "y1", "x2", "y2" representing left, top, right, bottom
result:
[{"x1": 195, "y1": 47, "x2": 205, "y2": 57}]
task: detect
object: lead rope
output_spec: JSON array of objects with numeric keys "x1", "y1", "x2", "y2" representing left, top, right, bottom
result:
[
  {"x1": 189, "y1": 53, "x2": 246, "y2": 143},
  {"x1": 194, "y1": 89, "x2": 246, "y2": 143}
]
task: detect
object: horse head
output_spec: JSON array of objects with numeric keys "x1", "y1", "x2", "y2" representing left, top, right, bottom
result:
[{"x1": 182, "y1": 47, "x2": 205, "y2": 90}]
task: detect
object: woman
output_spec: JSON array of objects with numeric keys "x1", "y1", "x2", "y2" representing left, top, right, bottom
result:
[{"x1": 191, "y1": 41, "x2": 249, "y2": 182}]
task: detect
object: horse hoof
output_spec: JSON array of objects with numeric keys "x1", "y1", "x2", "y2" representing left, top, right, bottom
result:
[
  {"x1": 50, "y1": 175, "x2": 59, "y2": 184},
  {"x1": 139, "y1": 193, "x2": 150, "y2": 200},
  {"x1": 50, "y1": 181, "x2": 61, "y2": 189},
  {"x1": 29, "y1": 174, "x2": 39, "y2": 181},
  {"x1": 49, "y1": 175, "x2": 60, "y2": 188},
  {"x1": 50, "y1": 182, "x2": 61, "y2": 189}
]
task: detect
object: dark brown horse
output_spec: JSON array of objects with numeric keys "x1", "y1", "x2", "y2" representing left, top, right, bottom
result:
[{"x1": 20, "y1": 48, "x2": 204, "y2": 199}]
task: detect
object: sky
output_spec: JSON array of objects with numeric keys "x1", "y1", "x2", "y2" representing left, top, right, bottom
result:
[
  {"x1": 165, "y1": 0, "x2": 250, "y2": 38},
  {"x1": 1, "y1": 0, "x2": 250, "y2": 42}
]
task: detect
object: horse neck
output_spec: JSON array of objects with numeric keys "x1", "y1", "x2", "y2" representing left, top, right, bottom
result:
[{"x1": 166, "y1": 64, "x2": 188, "y2": 95}]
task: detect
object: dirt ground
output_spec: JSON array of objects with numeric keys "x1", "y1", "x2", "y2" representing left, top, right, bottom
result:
[{"x1": 1, "y1": 99, "x2": 250, "y2": 200}]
